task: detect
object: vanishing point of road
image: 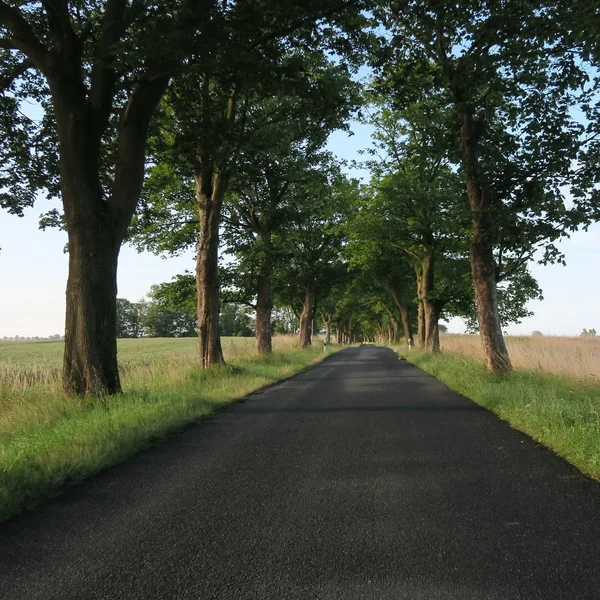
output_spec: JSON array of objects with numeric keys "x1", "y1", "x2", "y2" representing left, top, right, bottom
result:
[{"x1": 1, "y1": 346, "x2": 600, "y2": 599}]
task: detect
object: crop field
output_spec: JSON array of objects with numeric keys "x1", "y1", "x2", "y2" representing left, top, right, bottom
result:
[
  {"x1": 0, "y1": 335, "x2": 327, "y2": 522},
  {"x1": 1, "y1": 335, "x2": 285, "y2": 388},
  {"x1": 438, "y1": 333, "x2": 600, "y2": 382}
]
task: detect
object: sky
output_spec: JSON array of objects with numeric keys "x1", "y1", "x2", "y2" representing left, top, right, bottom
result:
[{"x1": 1, "y1": 122, "x2": 600, "y2": 338}]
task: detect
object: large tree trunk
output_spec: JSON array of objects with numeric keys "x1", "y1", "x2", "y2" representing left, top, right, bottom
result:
[
  {"x1": 470, "y1": 238, "x2": 510, "y2": 371},
  {"x1": 49, "y1": 56, "x2": 169, "y2": 396},
  {"x1": 255, "y1": 271, "x2": 272, "y2": 354},
  {"x1": 384, "y1": 307, "x2": 400, "y2": 343},
  {"x1": 423, "y1": 301, "x2": 440, "y2": 353},
  {"x1": 399, "y1": 305, "x2": 413, "y2": 347},
  {"x1": 56, "y1": 101, "x2": 124, "y2": 397},
  {"x1": 389, "y1": 287, "x2": 414, "y2": 347},
  {"x1": 391, "y1": 316, "x2": 400, "y2": 343},
  {"x1": 63, "y1": 217, "x2": 121, "y2": 396},
  {"x1": 53, "y1": 86, "x2": 124, "y2": 397},
  {"x1": 195, "y1": 171, "x2": 226, "y2": 369},
  {"x1": 298, "y1": 280, "x2": 315, "y2": 348},
  {"x1": 421, "y1": 255, "x2": 440, "y2": 353},
  {"x1": 321, "y1": 313, "x2": 332, "y2": 344},
  {"x1": 415, "y1": 269, "x2": 426, "y2": 348},
  {"x1": 460, "y1": 113, "x2": 511, "y2": 372}
]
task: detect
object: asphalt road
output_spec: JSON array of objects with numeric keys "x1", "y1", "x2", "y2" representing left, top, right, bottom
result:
[{"x1": 1, "y1": 345, "x2": 600, "y2": 599}]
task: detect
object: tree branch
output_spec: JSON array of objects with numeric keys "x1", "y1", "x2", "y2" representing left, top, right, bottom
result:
[
  {"x1": 0, "y1": 56, "x2": 32, "y2": 91},
  {"x1": 0, "y1": 2, "x2": 48, "y2": 70},
  {"x1": 88, "y1": 0, "x2": 129, "y2": 145},
  {"x1": 110, "y1": 71, "x2": 172, "y2": 244},
  {"x1": 41, "y1": 0, "x2": 76, "y2": 48}
]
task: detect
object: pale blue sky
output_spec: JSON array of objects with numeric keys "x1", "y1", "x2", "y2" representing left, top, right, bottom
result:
[{"x1": 1, "y1": 124, "x2": 599, "y2": 338}]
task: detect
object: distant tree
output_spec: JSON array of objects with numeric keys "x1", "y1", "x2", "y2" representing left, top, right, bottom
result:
[
  {"x1": 140, "y1": 302, "x2": 196, "y2": 339},
  {"x1": 273, "y1": 167, "x2": 356, "y2": 347},
  {"x1": 271, "y1": 307, "x2": 298, "y2": 335},
  {"x1": 140, "y1": 274, "x2": 255, "y2": 337},
  {"x1": 116, "y1": 299, "x2": 142, "y2": 339},
  {"x1": 220, "y1": 304, "x2": 254, "y2": 337},
  {"x1": 581, "y1": 328, "x2": 597, "y2": 337},
  {"x1": 139, "y1": 282, "x2": 197, "y2": 338},
  {"x1": 532, "y1": 331, "x2": 544, "y2": 337},
  {"x1": 148, "y1": 274, "x2": 197, "y2": 320}
]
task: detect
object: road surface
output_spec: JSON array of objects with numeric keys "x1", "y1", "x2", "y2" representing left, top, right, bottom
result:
[{"x1": 1, "y1": 346, "x2": 600, "y2": 599}]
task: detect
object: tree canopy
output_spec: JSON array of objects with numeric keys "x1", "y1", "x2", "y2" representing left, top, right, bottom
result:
[{"x1": 2, "y1": 0, "x2": 599, "y2": 393}]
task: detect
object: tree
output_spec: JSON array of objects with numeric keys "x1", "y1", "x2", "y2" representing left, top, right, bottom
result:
[
  {"x1": 345, "y1": 212, "x2": 417, "y2": 347},
  {"x1": 0, "y1": 0, "x2": 367, "y2": 394},
  {"x1": 363, "y1": 91, "x2": 471, "y2": 352},
  {"x1": 219, "y1": 304, "x2": 254, "y2": 337},
  {"x1": 116, "y1": 298, "x2": 142, "y2": 339},
  {"x1": 273, "y1": 166, "x2": 355, "y2": 347},
  {"x1": 132, "y1": 4, "x2": 367, "y2": 369},
  {"x1": 140, "y1": 305, "x2": 196, "y2": 338},
  {"x1": 222, "y1": 109, "x2": 355, "y2": 354},
  {"x1": 271, "y1": 307, "x2": 298, "y2": 335},
  {"x1": 140, "y1": 282, "x2": 196, "y2": 338},
  {"x1": 0, "y1": 1, "x2": 214, "y2": 395},
  {"x1": 147, "y1": 272, "x2": 197, "y2": 319},
  {"x1": 372, "y1": 0, "x2": 590, "y2": 371}
]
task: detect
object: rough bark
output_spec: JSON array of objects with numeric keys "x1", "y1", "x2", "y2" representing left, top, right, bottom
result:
[
  {"x1": 384, "y1": 307, "x2": 400, "y2": 343},
  {"x1": 389, "y1": 287, "x2": 414, "y2": 347},
  {"x1": 460, "y1": 112, "x2": 512, "y2": 372},
  {"x1": 415, "y1": 269, "x2": 426, "y2": 347},
  {"x1": 196, "y1": 171, "x2": 226, "y2": 369},
  {"x1": 63, "y1": 215, "x2": 121, "y2": 396},
  {"x1": 391, "y1": 316, "x2": 400, "y2": 343},
  {"x1": 298, "y1": 280, "x2": 316, "y2": 348},
  {"x1": 420, "y1": 255, "x2": 440, "y2": 353},
  {"x1": 255, "y1": 270, "x2": 272, "y2": 354},
  {"x1": 321, "y1": 312, "x2": 332, "y2": 344},
  {"x1": 423, "y1": 301, "x2": 440, "y2": 353}
]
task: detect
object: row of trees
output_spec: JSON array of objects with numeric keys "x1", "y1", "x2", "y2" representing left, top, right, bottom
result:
[
  {"x1": 2, "y1": 334, "x2": 63, "y2": 341},
  {"x1": 116, "y1": 297, "x2": 254, "y2": 338},
  {"x1": 2, "y1": 0, "x2": 600, "y2": 396}
]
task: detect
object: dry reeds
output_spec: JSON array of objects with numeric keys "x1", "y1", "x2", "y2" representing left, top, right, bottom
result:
[{"x1": 440, "y1": 334, "x2": 600, "y2": 382}]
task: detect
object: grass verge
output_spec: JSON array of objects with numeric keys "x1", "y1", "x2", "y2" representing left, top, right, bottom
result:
[
  {"x1": 397, "y1": 348, "x2": 600, "y2": 479},
  {"x1": 1, "y1": 342, "x2": 336, "y2": 523}
]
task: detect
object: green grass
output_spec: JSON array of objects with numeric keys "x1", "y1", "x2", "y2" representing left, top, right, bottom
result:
[
  {"x1": 0, "y1": 337, "x2": 335, "y2": 522},
  {"x1": 398, "y1": 348, "x2": 600, "y2": 479}
]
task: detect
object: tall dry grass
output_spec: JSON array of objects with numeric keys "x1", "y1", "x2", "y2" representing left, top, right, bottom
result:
[
  {"x1": 0, "y1": 335, "x2": 299, "y2": 393},
  {"x1": 440, "y1": 334, "x2": 600, "y2": 382},
  {"x1": 0, "y1": 335, "x2": 301, "y2": 438}
]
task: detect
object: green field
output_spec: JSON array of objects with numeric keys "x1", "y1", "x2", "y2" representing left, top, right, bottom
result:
[{"x1": 0, "y1": 336, "x2": 333, "y2": 522}]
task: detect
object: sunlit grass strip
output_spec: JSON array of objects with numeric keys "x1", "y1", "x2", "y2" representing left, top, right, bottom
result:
[
  {"x1": 398, "y1": 348, "x2": 600, "y2": 480},
  {"x1": 0, "y1": 341, "x2": 335, "y2": 523}
]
